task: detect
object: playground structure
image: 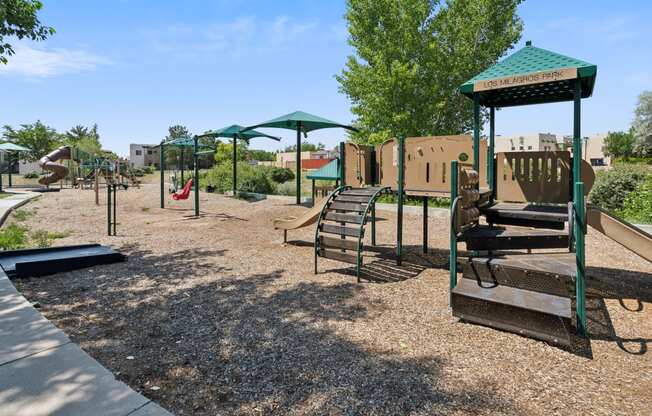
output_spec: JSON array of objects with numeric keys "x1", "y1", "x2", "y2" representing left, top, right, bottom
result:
[{"x1": 273, "y1": 42, "x2": 652, "y2": 346}]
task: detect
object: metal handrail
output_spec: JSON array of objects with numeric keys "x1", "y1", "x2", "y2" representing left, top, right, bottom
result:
[
  {"x1": 355, "y1": 186, "x2": 391, "y2": 281},
  {"x1": 314, "y1": 185, "x2": 352, "y2": 273}
]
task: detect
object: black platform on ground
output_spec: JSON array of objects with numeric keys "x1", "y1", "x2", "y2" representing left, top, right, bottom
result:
[
  {"x1": 32, "y1": 188, "x2": 62, "y2": 193},
  {"x1": 0, "y1": 244, "x2": 126, "y2": 278},
  {"x1": 461, "y1": 226, "x2": 569, "y2": 250},
  {"x1": 482, "y1": 202, "x2": 568, "y2": 229}
]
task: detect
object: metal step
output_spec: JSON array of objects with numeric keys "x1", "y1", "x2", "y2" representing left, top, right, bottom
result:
[
  {"x1": 319, "y1": 248, "x2": 358, "y2": 264},
  {"x1": 319, "y1": 235, "x2": 358, "y2": 251},
  {"x1": 452, "y1": 278, "x2": 572, "y2": 346},
  {"x1": 461, "y1": 226, "x2": 569, "y2": 250},
  {"x1": 320, "y1": 223, "x2": 363, "y2": 237},
  {"x1": 329, "y1": 201, "x2": 367, "y2": 212},
  {"x1": 462, "y1": 256, "x2": 571, "y2": 297},
  {"x1": 483, "y1": 202, "x2": 568, "y2": 230},
  {"x1": 324, "y1": 212, "x2": 364, "y2": 224},
  {"x1": 335, "y1": 195, "x2": 374, "y2": 203}
]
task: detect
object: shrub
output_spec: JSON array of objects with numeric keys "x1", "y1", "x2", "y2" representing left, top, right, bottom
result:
[
  {"x1": 23, "y1": 172, "x2": 39, "y2": 179},
  {"x1": 270, "y1": 167, "x2": 295, "y2": 184},
  {"x1": 143, "y1": 165, "x2": 155, "y2": 174},
  {"x1": 589, "y1": 165, "x2": 650, "y2": 211},
  {"x1": 201, "y1": 162, "x2": 276, "y2": 195},
  {"x1": 0, "y1": 224, "x2": 28, "y2": 250},
  {"x1": 620, "y1": 176, "x2": 652, "y2": 224},
  {"x1": 275, "y1": 181, "x2": 296, "y2": 196}
]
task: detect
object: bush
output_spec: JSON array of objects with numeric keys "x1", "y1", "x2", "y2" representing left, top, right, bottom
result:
[
  {"x1": 270, "y1": 167, "x2": 295, "y2": 184},
  {"x1": 589, "y1": 165, "x2": 650, "y2": 211},
  {"x1": 23, "y1": 172, "x2": 39, "y2": 179},
  {"x1": 143, "y1": 165, "x2": 155, "y2": 174},
  {"x1": 201, "y1": 162, "x2": 276, "y2": 195},
  {"x1": 620, "y1": 176, "x2": 652, "y2": 224}
]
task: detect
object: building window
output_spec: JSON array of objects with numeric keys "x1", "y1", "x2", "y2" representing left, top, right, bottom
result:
[
  {"x1": 590, "y1": 158, "x2": 605, "y2": 166},
  {"x1": 511, "y1": 146, "x2": 515, "y2": 150},
  {"x1": 528, "y1": 146, "x2": 532, "y2": 150},
  {"x1": 135, "y1": 150, "x2": 142, "y2": 156},
  {"x1": 519, "y1": 146, "x2": 524, "y2": 150},
  {"x1": 147, "y1": 150, "x2": 152, "y2": 155}
]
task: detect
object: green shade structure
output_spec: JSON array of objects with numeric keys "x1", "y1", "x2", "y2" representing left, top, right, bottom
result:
[
  {"x1": 457, "y1": 41, "x2": 596, "y2": 336},
  {"x1": 243, "y1": 111, "x2": 356, "y2": 204},
  {"x1": 198, "y1": 125, "x2": 280, "y2": 197},
  {"x1": 0, "y1": 143, "x2": 30, "y2": 151},
  {"x1": 0, "y1": 142, "x2": 30, "y2": 191}
]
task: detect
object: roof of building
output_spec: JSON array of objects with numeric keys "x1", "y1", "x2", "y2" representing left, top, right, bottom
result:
[
  {"x1": 306, "y1": 158, "x2": 339, "y2": 181},
  {"x1": 459, "y1": 42, "x2": 597, "y2": 107}
]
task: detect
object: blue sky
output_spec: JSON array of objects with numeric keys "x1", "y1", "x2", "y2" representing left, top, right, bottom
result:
[{"x1": 2, "y1": 0, "x2": 651, "y2": 156}]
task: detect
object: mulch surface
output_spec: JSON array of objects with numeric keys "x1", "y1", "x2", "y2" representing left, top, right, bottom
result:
[{"x1": 12, "y1": 185, "x2": 652, "y2": 415}]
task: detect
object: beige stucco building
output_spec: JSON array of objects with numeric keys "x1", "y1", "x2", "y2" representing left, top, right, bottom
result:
[{"x1": 494, "y1": 133, "x2": 560, "y2": 153}]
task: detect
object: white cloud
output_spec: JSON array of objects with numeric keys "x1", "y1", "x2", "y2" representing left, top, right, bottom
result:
[
  {"x1": 0, "y1": 44, "x2": 110, "y2": 78},
  {"x1": 270, "y1": 15, "x2": 317, "y2": 46}
]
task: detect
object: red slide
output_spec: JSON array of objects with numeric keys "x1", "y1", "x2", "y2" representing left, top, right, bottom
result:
[{"x1": 172, "y1": 178, "x2": 193, "y2": 200}]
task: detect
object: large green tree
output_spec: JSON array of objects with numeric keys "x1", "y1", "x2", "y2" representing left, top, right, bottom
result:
[
  {"x1": 164, "y1": 124, "x2": 192, "y2": 168},
  {"x1": 632, "y1": 91, "x2": 652, "y2": 157},
  {"x1": 64, "y1": 123, "x2": 102, "y2": 156},
  {"x1": 0, "y1": 0, "x2": 54, "y2": 64},
  {"x1": 283, "y1": 141, "x2": 325, "y2": 152},
  {"x1": 337, "y1": 0, "x2": 523, "y2": 144},
  {"x1": 603, "y1": 129, "x2": 635, "y2": 161},
  {"x1": 2, "y1": 120, "x2": 62, "y2": 161}
]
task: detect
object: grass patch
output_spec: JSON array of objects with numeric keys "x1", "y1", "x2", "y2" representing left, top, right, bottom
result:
[
  {"x1": 377, "y1": 194, "x2": 450, "y2": 208},
  {"x1": 12, "y1": 209, "x2": 34, "y2": 222},
  {"x1": 0, "y1": 192, "x2": 13, "y2": 199},
  {"x1": 0, "y1": 224, "x2": 29, "y2": 250},
  {"x1": 30, "y1": 230, "x2": 71, "y2": 248}
]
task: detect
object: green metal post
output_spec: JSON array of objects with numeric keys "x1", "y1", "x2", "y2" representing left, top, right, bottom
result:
[
  {"x1": 574, "y1": 182, "x2": 586, "y2": 335},
  {"x1": 423, "y1": 196, "x2": 428, "y2": 253},
  {"x1": 113, "y1": 184, "x2": 117, "y2": 236},
  {"x1": 160, "y1": 141, "x2": 165, "y2": 208},
  {"x1": 573, "y1": 78, "x2": 586, "y2": 336},
  {"x1": 396, "y1": 136, "x2": 405, "y2": 266},
  {"x1": 180, "y1": 146, "x2": 186, "y2": 186},
  {"x1": 450, "y1": 160, "x2": 459, "y2": 305},
  {"x1": 107, "y1": 184, "x2": 112, "y2": 236},
  {"x1": 0, "y1": 171, "x2": 3, "y2": 193},
  {"x1": 489, "y1": 106, "x2": 495, "y2": 195},
  {"x1": 473, "y1": 94, "x2": 480, "y2": 177},
  {"x1": 311, "y1": 179, "x2": 315, "y2": 207},
  {"x1": 232, "y1": 135, "x2": 237, "y2": 196},
  {"x1": 8, "y1": 153, "x2": 13, "y2": 188},
  {"x1": 296, "y1": 122, "x2": 302, "y2": 205},
  {"x1": 194, "y1": 136, "x2": 199, "y2": 217},
  {"x1": 371, "y1": 203, "x2": 376, "y2": 246},
  {"x1": 339, "y1": 141, "x2": 346, "y2": 186}
]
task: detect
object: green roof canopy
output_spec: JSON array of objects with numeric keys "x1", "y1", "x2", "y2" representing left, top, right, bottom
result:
[
  {"x1": 0, "y1": 143, "x2": 30, "y2": 151},
  {"x1": 243, "y1": 111, "x2": 356, "y2": 134},
  {"x1": 165, "y1": 136, "x2": 213, "y2": 147},
  {"x1": 306, "y1": 159, "x2": 340, "y2": 181},
  {"x1": 197, "y1": 124, "x2": 280, "y2": 141},
  {"x1": 459, "y1": 42, "x2": 597, "y2": 107}
]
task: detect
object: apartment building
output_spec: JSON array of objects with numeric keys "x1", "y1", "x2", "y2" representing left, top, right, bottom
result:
[
  {"x1": 129, "y1": 144, "x2": 160, "y2": 168},
  {"x1": 495, "y1": 133, "x2": 560, "y2": 153}
]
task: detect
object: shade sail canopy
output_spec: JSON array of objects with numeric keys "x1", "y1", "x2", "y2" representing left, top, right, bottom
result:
[
  {"x1": 165, "y1": 136, "x2": 212, "y2": 147},
  {"x1": 306, "y1": 158, "x2": 340, "y2": 181},
  {"x1": 243, "y1": 111, "x2": 356, "y2": 133},
  {"x1": 459, "y1": 42, "x2": 597, "y2": 107},
  {"x1": 197, "y1": 124, "x2": 280, "y2": 141},
  {"x1": 0, "y1": 143, "x2": 30, "y2": 151}
]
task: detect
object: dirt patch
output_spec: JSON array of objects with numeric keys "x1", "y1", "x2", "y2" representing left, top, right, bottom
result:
[{"x1": 13, "y1": 185, "x2": 652, "y2": 415}]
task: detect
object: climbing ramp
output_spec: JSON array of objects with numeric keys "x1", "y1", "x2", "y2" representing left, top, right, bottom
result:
[{"x1": 314, "y1": 186, "x2": 390, "y2": 281}]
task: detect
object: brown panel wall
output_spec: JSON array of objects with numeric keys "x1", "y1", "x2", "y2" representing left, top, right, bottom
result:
[
  {"x1": 376, "y1": 135, "x2": 486, "y2": 194},
  {"x1": 344, "y1": 143, "x2": 374, "y2": 187},
  {"x1": 496, "y1": 151, "x2": 571, "y2": 203}
]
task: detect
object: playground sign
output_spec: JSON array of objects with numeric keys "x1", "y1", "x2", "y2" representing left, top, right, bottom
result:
[{"x1": 473, "y1": 67, "x2": 577, "y2": 92}]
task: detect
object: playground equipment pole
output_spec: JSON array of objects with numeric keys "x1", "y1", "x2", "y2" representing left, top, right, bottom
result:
[
  {"x1": 232, "y1": 134, "x2": 237, "y2": 196},
  {"x1": 473, "y1": 94, "x2": 480, "y2": 177},
  {"x1": 396, "y1": 136, "x2": 405, "y2": 266},
  {"x1": 449, "y1": 160, "x2": 459, "y2": 305},
  {"x1": 194, "y1": 136, "x2": 199, "y2": 217},
  {"x1": 573, "y1": 78, "x2": 586, "y2": 336},
  {"x1": 296, "y1": 122, "x2": 302, "y2": 205},
  {"x1": 160, "y1": 141, "x2": 165, "y2": 209},
  {"x1": 112, "y1": 184, "x2": 117, "y2": 236},
  {"x1": 180, "y1": 147, "x2": 185, "y2": 185},
  {"x1": 423, "y1": 196, "x2": 428, "y2": 253},
  {"x1": 489, "y1": 107, "x2": 495, "y2": 195},
  {"x1": 107, "y1": 184, "x2": 112, "y2": 236},
  {"x1": 339, "y1": 142, "x2": 345, "y2": 185}
]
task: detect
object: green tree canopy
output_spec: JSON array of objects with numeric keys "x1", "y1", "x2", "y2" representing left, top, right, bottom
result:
[
  {"x1": 64, "y1": 123, "x2": 102, "y2": 156},
  {"x1": 0, "y1": 0, "x2": 55, "y2": 64},
  {"x1": 632, "y1": 91, "x2": 652, "y2": 157},
  {"x1": 337, "y1": 0, "x2": 523, "y2": 144},
  {"x1": 283, "y1": 141, "x2": 326, "y2": 152},
  {"x1": 2, "y1": 120, "x2": 63, "y2": 162},
  {"x1": 247, "y1": 149, "x2": 276, "y2": 162},
  {"x1": 214, "y1": 140, "x2": 248, "y2": 165},
  {"x1": 603, "y1": 130, "x2": 635, "y2": 161}
]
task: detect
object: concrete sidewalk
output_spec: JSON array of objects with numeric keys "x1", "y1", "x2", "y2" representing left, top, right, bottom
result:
[{"x1": 0, "y1": 192, "x2": 172, "y2": 416}]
